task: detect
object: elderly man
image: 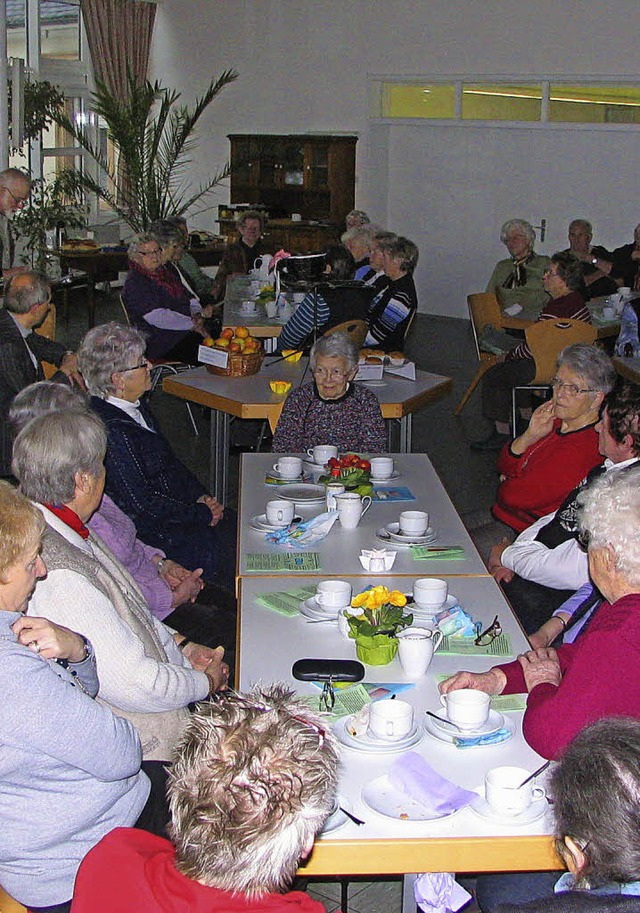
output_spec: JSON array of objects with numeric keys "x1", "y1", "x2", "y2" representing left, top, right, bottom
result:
[
  {"x1": 610, "y1": 223, "x2": 640, "y2": 291},
  {"x1": 214, "y1": 209, "x2": 265, "y2": 300},
  {"x1": 0, "y1": 270, "x2": 79, "y2": 475},
  {"x1": 0, "y1": 167, "x2": 31, "y2": 277},
  {"x1": 70, "y1": 685, "x2": 339, "y2": 913},
  {"x1": 565, "y1": 218, "x2": 617, "y2": 299}
]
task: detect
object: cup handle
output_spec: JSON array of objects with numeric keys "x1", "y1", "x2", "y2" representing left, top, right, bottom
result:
[
  {"x1": 431, "y1": 630, "x2": 443, "y2": 651},
  {"x1": 307, "y1": 449, "x2": 314, "y2": 458},
  {"x1": 316, "y1": 593, "x2": 327, "y2": 606},
  {"x1": 273, "y1": 463, "x2": 280, "y2": 472},
  {"x1": 361, "y1": 496, "x2": 372, "y2": 515},
  {"x1": 440, "y1": 693, "x2": 448, "y2": 708},
  {"x1": 532, "y1": 786, "x2": 546, "y2": 801}
]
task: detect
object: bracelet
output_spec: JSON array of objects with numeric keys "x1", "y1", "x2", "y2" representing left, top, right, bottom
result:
[
  {"x1": 178, "y1": 638, "x2": 191, "y2": 652},
  {"x1": 556, "y1": 616, "x2": 567, "y2": 630},
  {"x1": 156, "y1": 558, "x2": 167, "y2": 575}
]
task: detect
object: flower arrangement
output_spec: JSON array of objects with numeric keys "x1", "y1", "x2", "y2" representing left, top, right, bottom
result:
[{"x1": 347, "y1": 586, "x2": 413, "y2": 665}]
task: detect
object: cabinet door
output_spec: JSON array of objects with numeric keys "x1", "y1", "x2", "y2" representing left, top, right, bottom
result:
[{"x1": 304, "y1": 141, "x2": 330, "y2": 191}]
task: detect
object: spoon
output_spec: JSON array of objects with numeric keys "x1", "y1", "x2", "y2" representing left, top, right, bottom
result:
[
  {"x1": 425, "y1": 710, "x2": 464, "y2": 731},
  {"x1": 518, "y1": 760, "x2": 551, "y2": 789},
  {"x1": 339, "y1": 806, "x2": 365, "y2": 826}
]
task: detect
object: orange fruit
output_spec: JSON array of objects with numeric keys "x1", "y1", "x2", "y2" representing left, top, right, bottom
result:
[
  {"x1": 221, "y1": 328, "x2": 234, "y2": 340},
  {"x1": 235, "y1": 326, "x2": 249, "y2": 338},
  {"x1": 228, "y1": 341, "x2": 242, "y2": 354},
  {"x1": 213, "y1": 337, "x2": 229, "y2": 348}
]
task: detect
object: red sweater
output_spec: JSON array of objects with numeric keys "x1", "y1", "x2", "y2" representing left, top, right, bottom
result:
[
  {"x1": 496, "y1": 593, "x2": 640, "y2": 759},
  {"x1": 493, "y1": 419, "x2": 602, "y2": 532},
  {"x1": 71, "y1": 829, "x2": 325, "y2": 913}
]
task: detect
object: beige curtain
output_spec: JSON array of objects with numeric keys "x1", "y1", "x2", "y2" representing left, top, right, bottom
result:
[{"x1": 80, "y1": 0, "x2": 156, "y2": 98}]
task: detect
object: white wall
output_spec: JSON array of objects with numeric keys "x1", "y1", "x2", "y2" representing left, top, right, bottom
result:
[{"x1": 150, "y1": 0, "x2": 640, "y2": 316}]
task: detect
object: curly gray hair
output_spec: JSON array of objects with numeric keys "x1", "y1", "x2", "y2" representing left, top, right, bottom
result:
[
  {"x1": 9, "y1": 381, "x2": 89, "y2": 437},
  {"x1": 78, "y1": 322, "x2": 147, "y2": 398},
  {"x1": 578, "y1": 465, "x2": 640, "y2": 585},
  {"x1": 557, "y1": 343, "x2": 616, "y2": 394},
  {"x1": 310, "y1": 332, "x2": 359, "y2": 372},
  {"x1": 127, "y1": 232, "x2": 159, "y2": 260},
  {"x1": 500, "y1": 219, "x2": 536, "y2": 247}
]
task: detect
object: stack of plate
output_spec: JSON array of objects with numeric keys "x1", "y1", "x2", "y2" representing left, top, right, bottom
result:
[
  {"x1": 376, "y1": 522, "x2": 439, "y2": 547},
  {"x1": 408, "y1": 593, "x2": 458, "y2": 623},
  {"x1": 249, "y1": 513, "x2": 300, "y2": 533},
  {"x1": 299, "y1": 595, "x2": 346, "y2": 622},
  {"x1": 424, "y1": 710, "x2": 514, "y2": 746},
  {"x1": 333, "y1": 715, "x2": 424, "y2": 754}
]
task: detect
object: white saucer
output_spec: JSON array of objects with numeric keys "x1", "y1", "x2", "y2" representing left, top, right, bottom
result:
[
  {"x1": 267, "y1": 470, "x2": 305, "y2": 482},
  {"x1": 469, "y1": 790, "x2": 548, "y2": 826},
  {"x1": 361, "y1": 774, "x2": 463, "y2": 822},
  {"x1": 371, "y1": 470, "x2": 401, "y2": 483},
  {"x1": 429, "y1": 709, "x2": 505, "y2": 739},
  {"x1": 408, "y1": 594, "x2": 458, "y2": 620},
  {"x1": 249, "y1": 513, "x2": 290, "y2": 532},
  {"x1": 303, "y1": 459, "x2": 329, "y2": 472},
  {"x1": 424, "y1": 713, "x2": 515, "y2": 747},
  {"x1": 376, "y1": 524, "x2": 438, "y2": 546},
  {"x1": 278, "y1": 483, "x2": 327, "y2": 504},
  {"x1": 320, "y1": 797, "x2": 352, "y2": 836},
  {"x1": 299, "y1": 596, "x2": 343, "y2": 620},
  {"x1": 333, "y1": 716, "x2": 423, "y2": 754}
]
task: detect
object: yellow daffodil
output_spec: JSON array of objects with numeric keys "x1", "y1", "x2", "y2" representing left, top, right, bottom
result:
[{"x1": 387, "y1": 590, "x2": 407, "y2": 607}]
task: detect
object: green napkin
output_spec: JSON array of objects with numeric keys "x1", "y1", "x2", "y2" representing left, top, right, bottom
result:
[
  {"x1": 298, "y1": 684, "x2": 372, "y2": 721},
  {"x1": 439, "y1": 632, "x2": 513, "y2": 656},
  {"x1": 245, "y1": 553, "x2": 321, "y2": 571},
  {"x1": 256, "y1": 584, "x2": 317, "y2": 617},
  {"x1": 435, "y1": 675, "x2": 527, "y2": 712},
  {"x1": 411, "y1": 546, "x2": 465, "y2": 559}
]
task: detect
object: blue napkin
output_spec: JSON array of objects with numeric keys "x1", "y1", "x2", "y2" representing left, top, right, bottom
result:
[{"x1": 453, "y1": 728, "x2": 512, "y2": 748}]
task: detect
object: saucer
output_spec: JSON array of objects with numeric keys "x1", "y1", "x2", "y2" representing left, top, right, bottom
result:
[
  {"x1": 320, "y1": 797, "x2": 352, "y2": 836},
  {"x1": 303, "y1": 459, "x2": 329, "y2": 472},
  {"x1": 408, "y1": 593, "x2": 458, "y2": 619},
  {"x1": 424, "y1": 713, "x2": 515, "y2": 747},
  {"x1": 278, "y1": 483, "x2": 327, "y2": 504},
  {"x1": 370, "y1": 470, "x2": 401, "y2": 483},
  {"x1": 428, "y1": 709, "x2": 504, "y2": 739},
  {"x1": 376, "y1": 523, "x2": 438, "y2": 546},
  {"x1": 361, "y1": 774, "x2": 463, "y2": 822},
  {"x1": 249, "y1": 513, "x2": 295, "y2": 532},
  {"x1": 267, "y1": 470, "x2": 305, "y2": 482},
  {"x1": 333, "y1": 716, "x2": 423, "y2": 754},
  {"x1": 469, "y1": 790, "x2": 548, "y2": 826},
  {"x1": 299, "y1": 596, "x2": 343, "y2": 620}
]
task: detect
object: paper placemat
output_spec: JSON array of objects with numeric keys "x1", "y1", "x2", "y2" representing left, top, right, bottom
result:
[
  {"x1": 434, "y1": 675, "x2": 527, "y2": 712},
  {"x1": 371, "y1": 486, "x2": 416, "y2": 502},
  {"x1": 245, "y1": 553, "x2": 321, "y2": 572},
  {"x1": 439, "y1": 632, "x2": 513, "y2": 656},
  {"x1": 411, "y1": 546, "x2": 465, "y2": 559},
  {"x1": 256, "y1": 584, "x2": 317, "y2": 616}
]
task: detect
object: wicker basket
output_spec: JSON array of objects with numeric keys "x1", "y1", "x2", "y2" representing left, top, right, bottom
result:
[{"x1": 205, "y1": 348, "x2": 264, "y2": 377}]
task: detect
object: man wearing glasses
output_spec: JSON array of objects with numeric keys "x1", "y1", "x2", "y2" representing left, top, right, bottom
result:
[{"x1": 0, "y1": 168, "x2": 31, "y2": 279}]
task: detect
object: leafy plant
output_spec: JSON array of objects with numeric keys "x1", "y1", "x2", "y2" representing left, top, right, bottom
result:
[
  {"x1": 8, "y1": 77, "x2": 65, "y2": 154},
  {"x1": 51, "y1": 70, "x2": 239, "y2": 232},
  {"x1": 347, "y1": 586, "x2": 413, "y2": 638},
  {"x1": 12, "y1": 176, "x2": 87, "y2": 272}
]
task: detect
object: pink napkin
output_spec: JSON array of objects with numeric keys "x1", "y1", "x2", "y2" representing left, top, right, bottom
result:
[{"x1": 389, "y1": 752, "x2": 476, "y2": 815}]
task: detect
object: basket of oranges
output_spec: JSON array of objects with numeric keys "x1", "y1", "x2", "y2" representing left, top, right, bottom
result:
[{"x1": 203, "y1": 327, "x2": 264, "y2": 376}]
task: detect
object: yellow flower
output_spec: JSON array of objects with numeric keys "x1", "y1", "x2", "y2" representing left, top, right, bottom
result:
[
  {"x1": 351, "y1": 592, "x2": 372, "y2": 609},
  {"x1": 387, "y1": 590, "x2": 407, "y2": 607}
]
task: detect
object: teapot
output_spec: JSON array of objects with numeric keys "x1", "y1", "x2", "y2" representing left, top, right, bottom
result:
[{"x1": 253, "y1": 254, "x2": 272, "y2": 282}]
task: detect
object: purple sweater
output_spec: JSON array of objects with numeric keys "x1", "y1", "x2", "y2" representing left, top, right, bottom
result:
[
  {"x1": 87, "y1": 495, "x2": 173, "y2": 620},
  {"x1": 272, "y1": 381, "x2": 386, "y2": 453}
]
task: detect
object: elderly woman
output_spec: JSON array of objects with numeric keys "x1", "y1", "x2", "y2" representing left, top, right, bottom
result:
[
  {"x1": 122, "y1": 233, "x2": 208, "y2": 364},
  {"x1": 13, "y1": 411, "x2": 229, "y2": 777},
  {"x1": 78, "y1": 322, "x2": 237, "y2": 590},
  {"x1": 214, "y1": 209, "x2": 265, "y2": 300},
  {"x1": 162, "y1": 216, "x2": 222, "y2": 302},
  {"x1": 442, "y1": 469, "x2": 640, "y2": 761},
  {"x1": 0, "y1": 481, "x2": 150, "y2": 912},
  {"x1": 276, "y1": 245, "x2": 372, "y2": 353},
  {"x1": 345, "y1": 208, "x2": 371, "y2": 230},
  {"x1": 474, "y1": 251, "x2": 594, "y2": 450},
  {"x1": 272, "y1": 332, "x2": 386, "y2": 453},
  {"x1": 364, "y1": 235, "x2": 419, "y2": 351},
  {"x1": 341, "y1": 224, "x2": 376, "y2": 279},
  {"x1": 486, "y1": 218, "x2": 551, "y2": 317}
]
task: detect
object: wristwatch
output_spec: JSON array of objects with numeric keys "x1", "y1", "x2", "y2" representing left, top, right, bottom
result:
[
  {"x1": 75, "y1": 636, "x2": 92, "y2": 663},
  {"x1": 591, "y1": 257, "x2": 599, "y2": 266}
]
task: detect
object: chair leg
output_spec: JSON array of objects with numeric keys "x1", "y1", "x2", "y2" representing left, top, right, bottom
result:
[
  {"x1": 453, "y1": 362, "x2": 493, "y2": 415},
  {"x1": 185, "y1": 403, "x2": 199, "y2": 436},
  {"x1": 340, "y1": 878, "x2": 349, "y2": 912},
  {"x1": 255, "y1": 420, "x2": 268, "y2": 452}
]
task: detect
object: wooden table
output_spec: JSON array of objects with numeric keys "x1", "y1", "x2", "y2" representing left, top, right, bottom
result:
[
  {"x1": 238, "y1": 573, "x2": 557, "y2": 878},
  {"x1": 237, "y1": 453, "x2": 489, "y2": 580},
  {"x1": 163, "y1": 362, "x2": 453, "y2": 501},
  {"x1": 502, "y1": 300, "x2": 620, "y2": 339},
  {"x1": 613, "y1": 356, "x2": 640, "y2": 384}
]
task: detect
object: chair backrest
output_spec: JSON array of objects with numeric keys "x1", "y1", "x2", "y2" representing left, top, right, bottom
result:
[
  {"x1": 34, "y1": 302, "x2": 58, "y2": 380},
  {"x1": 400, "y1": 307, "x2": 417, "y2": 346},
  {"x1": 0, "y1": 884, "x2": 27, "y2": 913},
  {"x1": 526, "y1": 319, "x2": 598, "y2": 384},
  {"x1": 324, "y1": 318, "x2": 368, "y2": 349},
  {"x1": 119, "y1": 293, "x2": 132, "y2": 326},
  {"x1": 467, "y1": 292, "x2": 503, "y2": 359}
]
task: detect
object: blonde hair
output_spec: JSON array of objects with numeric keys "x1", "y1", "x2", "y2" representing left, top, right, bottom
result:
[{"x1": 0, "y1": 481, "x2": 45, "y2": 580}]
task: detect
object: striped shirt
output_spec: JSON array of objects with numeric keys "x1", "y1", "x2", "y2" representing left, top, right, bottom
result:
[{"x1": 506, "y1": 291, "x2": 591, "y2": 361}]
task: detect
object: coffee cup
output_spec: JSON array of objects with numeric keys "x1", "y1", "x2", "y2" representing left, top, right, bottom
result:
[
  {"x1": 399, "y1": 510, "x2": 429, "y2": 537},
  {"x1": 307, "y1": 445, "x2": 338, "y2": 465},
  {"x1": 413, "y1": 577, "x2": 448, "y2": 610},
  {"x1": 397, "y1": 626, "x2": 443, "y2": 679},
  {"x1": 440, "y1": 688, "x2": 490, "y2": 731},
  {"x1": 370, "y1": 457, "x2": 394, "y2": 480},
  {"x1": 367, "y1": 699, "x2": 414, "y2": 741},
  {"x1": 265, "y1": 499, "x2": 294, "y2": 527},
  {"x1": 265, "y1": 300, "x2": 278, "y2": 319},
  {"x1": 241, "y1": 299, "x2": 257, "y2": 314},
  {"x1": 272, "y1": 456, "x2": 302, "y2": 479},
  {"x1": 602, "y1": 306, "x2": 615, "y2": 320},
  {"x1": 620, "y1": 286, "x2": 632, "y2": 299},
  {"x1": 484, "y1": 766, "x2": 546, "y2": 817},
  {"x1": 335, "y1": 492, "x2": 372, "y2": 530},
  {"x1": 325, "y1": 482, "x2": 345, "y2": 511},
  {"x1": 316, "y1": 579, "x2": 352, "y2": 609}
]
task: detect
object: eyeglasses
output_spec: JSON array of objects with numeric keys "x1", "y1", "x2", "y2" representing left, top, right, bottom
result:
[
  {"x1": 312, "y1": 368, "x2": 350, "y2": 380},
  {"x1": 2, "y1": 185, "x2": 28, "y2": 208},
  {"x1": 138, "y1": 248, "x2": 162, "y2": 258},
  {"x1": 551, "y1": 377, "x2": 596, "y2": 397},
  {"x1": 474, "y1": 614, "x2": 502, "y2": 646},
  {"x1": 119, "y1": 360, "x2": 149, "y2": 373},
  {"x1": 319, "y1": 679, "x2": 336, "y2": 712}
]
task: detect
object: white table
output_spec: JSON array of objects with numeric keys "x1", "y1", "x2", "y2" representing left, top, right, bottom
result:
[
  {"x1": 237, "y1": 453, "x2": 490, "y2": 580},
  {"x1": 238, "y1": 574, "x2": 556, "y2": 877}
]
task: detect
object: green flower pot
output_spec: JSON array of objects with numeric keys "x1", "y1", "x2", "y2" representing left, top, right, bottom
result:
[{"x1": 354, "y1": 632, "x2": 398, "y2": 666}]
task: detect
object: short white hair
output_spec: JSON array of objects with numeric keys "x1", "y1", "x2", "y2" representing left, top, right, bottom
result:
[
  {"x1": 578, "y1": 467, "x2": 640, "y2": 586},
  {"x1": 500, "y1": 219, "x2": 536, "y2": 246}
]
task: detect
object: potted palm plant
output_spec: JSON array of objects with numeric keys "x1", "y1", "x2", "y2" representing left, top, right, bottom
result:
[{"x1": 347, "y1": 586, "x2": 414, "y2": 665}]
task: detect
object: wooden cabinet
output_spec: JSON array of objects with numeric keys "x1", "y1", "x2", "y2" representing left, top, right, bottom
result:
[{"x1": 217, "y1": 216, "x2": 340, "y2": 254}]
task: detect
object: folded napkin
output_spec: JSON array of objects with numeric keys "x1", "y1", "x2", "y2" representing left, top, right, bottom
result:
[
  {"x1": 435, "y1": 606, "x2": 476, "y2": 637},
  {"x1": 453, "y1": 728, "x2": 512, "y2": 749},
  {"x1": 415, "y1": 873, "x2": 472, "y2": 913},
  {"x1": 389, "y1": 752, "x2": 476, "y2": 816},
  {"x1": 265, "y1": 511, "x2": 339, "y2": 549},
  {"x1": 359, "y1": 548, "x2": 397, "y2": 572}
]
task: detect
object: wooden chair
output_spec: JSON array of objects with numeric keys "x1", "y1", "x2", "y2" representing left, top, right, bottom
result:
[
  {"x1": 324, "y1": 318, "x2": 368, "y2": 349},
  {"x1": 0, "y1": 884, "x2": 27, "y2": 913},
  {"x1": 34, "y1": 301, "x2": 58, "y2": 380},
  {"x1": 454, "y1": 292, "x2": 504, "y2": 414},
  {"x1": 511, "y1": 318, "x2": 598, "y2": 432}
]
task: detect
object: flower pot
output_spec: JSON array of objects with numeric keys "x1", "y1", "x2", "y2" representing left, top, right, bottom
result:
[{"x1": 354, "y1": 632, "x2": 398, "y2": 666}]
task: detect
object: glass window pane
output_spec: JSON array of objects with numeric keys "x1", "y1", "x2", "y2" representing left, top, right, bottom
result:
[
  {"x1": 41, "y1": 1, "x2": 81, "y2": 60},
  {"x1": 42, "y1": 152, "x2": 82, "y2": 186},
  {"x1": 549, "y1": 85, "x2": 640, "y2": 124},
  {"x1": 42, "y1": 96, "x2": 82, "y2": 148},
  {"x1": 381, "y1": 84, "x2": 456, "y2": 119},
  {"x1": 462, "y1": 84, "x2": 541, "y2": 121},
  {"x1": 7, "y1": 0, "x2": 27, "y2": 59}
]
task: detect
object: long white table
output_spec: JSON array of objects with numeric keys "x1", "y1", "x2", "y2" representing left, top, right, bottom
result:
[
  {"x1": 237, "y1": 453, "x2": 489, "y2": 580},
  {"x1": 238, "y1": 574, "x2": 557, "y2": 877}
]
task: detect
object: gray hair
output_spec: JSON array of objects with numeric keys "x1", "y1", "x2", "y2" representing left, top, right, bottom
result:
[
  {"x1": 310, "y1": 332, "x2": 359, "y2": 372},
  {"x1": 236, "y1": 209, "x2": 265, "y2": 231},
  {"x1": 345, "y1": 209, "x2": 370, "y2": 228},
  {"x1": 4, "y1": 271, "x2": 51, "y2": 314},
  {"x1": 569, "y1": 219, "x2": 592, "y2": 236},
  {"x1": 500, "y1": 219, "x2": 536, "y2": 246},
  {"x1": 9, "y1": 381, "x2": 89, "y2": 437},
  {"x1": 341, "y1": 224, "x2": 376, "y2": 247},
  {"x1": 149, "y1": 220, "x2": 184, "y2": 248},
  {"x1": 127, "y1": 232, "x2": 158, "y2": 260},
  {"x1": 13, "y1": 411, "x2": 107, "y2": 505},
  {"x1": 78, "y1": 322, "x2": 147, "y2": 398},
  {"x1": 168, "y1": 684, "x2": 339, "y2": 896},
  {"x1": 0, "y1": 168, "x2": 31, "y2": 192},
  {"x1": 557, "y1": 343, "x2": 615, "y2": 393},
  {"x1": 377, "y1": 235, "x2": 419, "y2": 273},
  {"x1": 578, "y1": 465, "x2": 640, "y2": 585}
]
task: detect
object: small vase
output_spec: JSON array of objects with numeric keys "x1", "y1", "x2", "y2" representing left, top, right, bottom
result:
[{"x1": 354, "y1": 632, "x2": 398, "y2": 666}]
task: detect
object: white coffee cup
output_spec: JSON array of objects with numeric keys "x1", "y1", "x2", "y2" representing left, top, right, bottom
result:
[
  {"x1": 602, "y1": 306, "x2": 615, "y2": 320},
  {"x1": 397, "y1": 626, "x2": 443, "y2": 680},
  {"x1": 620, "y1": 286, "x2": 632, "y2": 298},
  {"x1": 325, "y1": 482, "x2": 345, "y2": 511},
  {"x1": 367, "y1": 699, "x2": 414, "y2": 742},
  {"x1": 241, "y1": 299, "x2": 257, "y2": 314},
  {"x1": 484, "y1": 766, "x2": 546, "y2": 817},
  {"x1": 370, "y1": 457, "x2": 394, "y2": 479},
  {"x1": 440, "y1": 689, "x2": 490, "y2": 731},
  {"x1": 413, "y1": 577, "x2": 448, "y2": 610},
  {"x1": 316, "y1": 579, "x2": 352, "y2": 609},
  {"x1": 265, "y1": 499, "x2": 294, "y2": 527},
  {"x1": 272, "y1": 456, "x2": 302, "y2": 479},
  {"x1": 399, "y1": 510, "x2": 429, "y2": 537},
  {"x1": 335, "y1": 492, "x2": 372, "y2": 530},
  {"x1": 307, "y1": 445, "x2": 338, "y2": 464},
  {"x1": 265, "y1": 301, "x2": 278, "y2": 319}
]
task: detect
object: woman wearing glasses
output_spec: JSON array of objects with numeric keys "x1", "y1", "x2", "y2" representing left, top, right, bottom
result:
[{"x1": 272, "y1": 333, "x2": 386, "y2": 453}]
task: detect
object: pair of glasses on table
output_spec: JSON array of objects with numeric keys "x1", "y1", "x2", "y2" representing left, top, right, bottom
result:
[{"x1": 474, "y1": 614, "x2": 502, "y2": 646}]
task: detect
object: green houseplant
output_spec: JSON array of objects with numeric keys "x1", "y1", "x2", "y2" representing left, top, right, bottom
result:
[
  {"x1": 51, "y1": 70, "x2": 238, "y2": 233},
  {"x1": 347, "y1": 586, "x2": 414, "y2": 665},
  {"x1": 12, "y1": 176, "x2": 87, "y2": 273}
]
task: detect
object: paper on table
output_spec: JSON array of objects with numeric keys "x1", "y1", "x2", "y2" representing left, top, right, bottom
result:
[
  {"x1": 299, "y1": 683, "x2": 372, "y2": 721},
  {"x1": 256, "y1": 584, "x2": 317, "y2": 616},
  {"x1": 245, "y1": 553, "x2": 321, "y2": 571},
  {"x1": 371, "y1": 486, "x2": 416, "y2": 502},
  {"x1": 385, "y1": 362, "x2": 416, "y2": 381},
  {"x1": 411, "y1": 546, "x2": 465, "y2": 559},
  {"x1": 438, "y1": 632, "x2": 513, "y2": 656},
  {"x1": 434, "y1": 675, "x2": 527, "y2": 712}
]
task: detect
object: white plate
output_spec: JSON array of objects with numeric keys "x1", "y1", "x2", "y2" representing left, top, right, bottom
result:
[
  {"x1": 320, "y1": 798, "x2": 352, "y2": 836},
  {"x1": 333, "y1": 716, "x2": 423, "y2": 754},
  {"x1": 361, "y1": 774, "x2": 463, "y2": 822},
  {"x1": 266, "y1": 470, "x2": 305, "y2": 482},
  {"x1": 299, "y1": 596, "x2": 342, "y2": 620},
  {"x1": 376, "y1": 524, "x2": 439, "y2": 546},
  {"x1": 469, "y1": 790, "x2": 548, "y2": 826},
  {"x1": 407, "y1": 594, "x2": 458, "y2": 621},
  {"x1": 428, "y1": 709, "x2": 505, "y2": 739},
  {"x1": 303, "y1": 459, "x2": 329, "y2": 472},
  {"x1": 249, "y1": 513, "x2": 289, "y2": 532},
  {"x1": 424, "y1": 713, "x2": 515, "y2": 747},
  {"x1": 277, "y1": 483, "x2": 327, "y2": 504},
  {"x1": 371, "y1": 470, "x2": 401, "y2": 482}
]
